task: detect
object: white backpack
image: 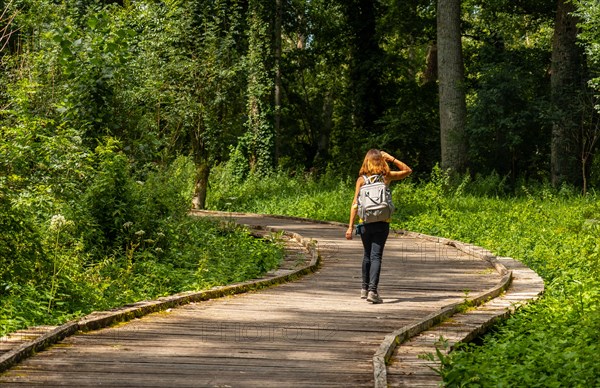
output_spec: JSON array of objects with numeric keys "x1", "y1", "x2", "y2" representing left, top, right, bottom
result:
[{"x1": 357, "y1": 175, "x2": 395, "y2": 223}]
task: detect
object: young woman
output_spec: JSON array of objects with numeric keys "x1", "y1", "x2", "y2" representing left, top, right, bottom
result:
[{"x1": 345, "y1": 149, "x2": 412, "y2": 304}]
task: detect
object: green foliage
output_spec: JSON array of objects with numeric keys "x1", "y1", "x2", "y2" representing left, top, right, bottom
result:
[
  {"x1": 0, "y1": 210, "x2": 284, "y2": 336},
  {"x1": 0, "y1": 128, "x2": 283, "y2": 336},
  {"x1": 185, "y1": 219, "x2": 284, "y2": 289},
  {"x1": 462, "y1": 1, "x2": 553, "y2": 179},
  {"x1": 374, "y1": 1, "x2": 439, "y2": 176},
  {"x1": 576, "y1": 0, "x2": 600, "y2": 74},
  {"x1": 3, "y1": 0, "x2": 600, "y2": 380},
  {"x1": 49, "y1": 6, "x2": 134, "y2": 136},
  {"x1": 210, "y1": 171, "x2": 600, "y2": 387},
  {"x1": 412, "y1": 186, "x2": 600, "y2": 387},
  {"x1": 0, "y1": 189, "x2": 43, "y2": 286},
  {"x1": 275, "y1": 0, "x2": 346, "y2": 172},
  {"x1": 207, "y1": 164, "x2": 352, "y2": 222},
  {"x1": 81, "y1": 138, "x2": 133, "y2": 250},
  {"x1": 4, "y1": 1, "x2": 134, "y2": 144},
  {"x1": 0, "y1": 0, "x2": 286, "y2": 337}
]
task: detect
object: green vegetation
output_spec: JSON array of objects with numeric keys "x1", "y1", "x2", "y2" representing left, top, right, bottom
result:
[
  {"x1": 0, "y1": 149, "x2": 283, "y2": 337},
  {"x1": 207, "y1": 169, "x2": 600, "y2": 387},
  {"x1": 1, "y1": 0, "x2": 291, "y2": 338}
]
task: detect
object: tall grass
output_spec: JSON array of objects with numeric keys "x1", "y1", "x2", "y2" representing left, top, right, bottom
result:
[
  {"x1": 207, "y1": 165, "x2": 600, "y2": 387},
  {"x1": 208, "y1": 165, "x2": 352, "y2": 222}
]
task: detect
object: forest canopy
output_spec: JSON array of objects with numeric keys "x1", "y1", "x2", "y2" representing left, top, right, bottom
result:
[{"x1": 2, "y1": 0, "x2": 600, "y2": 197}]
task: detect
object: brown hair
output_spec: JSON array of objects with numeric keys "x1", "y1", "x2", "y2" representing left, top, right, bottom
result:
[{"x1": 359, "y1": 149, "x2": 389, "y2": 177}]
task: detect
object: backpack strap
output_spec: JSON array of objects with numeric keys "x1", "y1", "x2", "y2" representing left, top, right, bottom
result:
[
  {"x1": 363, "y1": 174, "x2": 383, "y2": 184},
  {"x1": 361, "y1": 175, "x2": 388, "y2": 188}
]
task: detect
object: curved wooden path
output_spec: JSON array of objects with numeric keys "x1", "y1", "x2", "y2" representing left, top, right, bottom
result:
[{"x1": 0, "y1": 212, "x2": 541, "y2": 387}]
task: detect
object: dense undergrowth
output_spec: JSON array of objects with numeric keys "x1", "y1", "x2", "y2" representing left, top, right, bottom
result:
[
  {"x1": 0, "y1": 145, "x2": 283, "y2": 337},
  {"x1": 207, "y1": 165, "x2": 600, "y2": 387}
]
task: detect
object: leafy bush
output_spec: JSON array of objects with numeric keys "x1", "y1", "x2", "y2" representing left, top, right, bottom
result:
[
  {"x1": 0, "y1": 210, "x2": 284, "y2": 336},
  {"x1": 1, "y1": 1, "x2": 285, "y2": 337},
  {"x1": 80, "y1": 138, "x2": 134, "y2": 253},
  {"x1": 0, "y1": 190, "x2": 43, "y2": 287},
  {"x1": 0, "y1": 134, "x2": 284, "y2": 336}
]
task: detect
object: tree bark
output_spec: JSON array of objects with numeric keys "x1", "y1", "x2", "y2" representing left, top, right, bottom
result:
[
  {"x1": 191, "y1": 127, "x2": 210, "y2": 209},
  {"x1": 422, "y1": 42, "x2": 438, "y2": 85},
  {"x1": 437, "y1": 0, "x2": 468, "y2": 173},
  {"x1": 192, "y1": 161, "x2": 210, "y2": 210},
  {"x1": 274, "y1": 0, "x2": 282, "y2": 162},
  {"x1": 550, "y1": 0, "x2": 582, "y2": 187}
]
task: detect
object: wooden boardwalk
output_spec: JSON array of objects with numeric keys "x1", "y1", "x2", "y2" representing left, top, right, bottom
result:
[
  {"x1": 0, "y1": 213, "x2": 505, "y2": 387},
  {"x1": 385, "y1": 253, "x2": 544, "y2": 387}
]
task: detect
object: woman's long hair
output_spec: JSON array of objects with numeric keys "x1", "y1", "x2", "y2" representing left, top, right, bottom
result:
[{"x1": 359, "y1": 149, "x2": 389, "y2": 177}]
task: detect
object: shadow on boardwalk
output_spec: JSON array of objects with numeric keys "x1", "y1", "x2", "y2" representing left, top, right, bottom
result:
[{"x1": 0, "y1": 212, "x2": 535, "y2": 387}]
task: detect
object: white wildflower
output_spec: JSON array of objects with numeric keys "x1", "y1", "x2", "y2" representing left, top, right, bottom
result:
[{"x1": 49, "y1": 215, "x2": 67, "y2": 231}]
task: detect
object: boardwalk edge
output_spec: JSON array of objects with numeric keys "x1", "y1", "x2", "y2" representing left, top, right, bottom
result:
[
  {"x1": 373, "y1": 230, "x2": 544, "y2": 388},
  {"x1": 0, "y1": 222, "x2": 320, "y2": 374},
  {"x1": 372, "y1": 271, "x2": 512, "y2": 387}
]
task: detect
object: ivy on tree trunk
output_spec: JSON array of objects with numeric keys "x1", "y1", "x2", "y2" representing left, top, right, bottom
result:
[{"x1": 244, "y1": 0, "x2": 274, "y2": 177}]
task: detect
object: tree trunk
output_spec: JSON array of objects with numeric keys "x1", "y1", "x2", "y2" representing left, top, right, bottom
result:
[
  {"x1": 422, "y1": 42, "x2": 438, "y2": 85},
  {"x1": 437, "y1": 0, "x2": 468, "y2": 173},
  {"x1": 345, "y1": 0, "x2": 383, "y2": 132},
  {"x1": 274, "y1": 0, "x2": 282, "y2": 162},
  {"x1": 192, "y1": 161, "x2": 210, "y2": 210},
  {"x1": 313, "y1": 91, "x2": 334, "y2": 168},
  {"x1": 245, "y1": 0, "x2": 273, "y2": 176},
  {"x1": 191, "y1": 127, "x2": 210, "y2": 210},
  {"x1": 550, "y1": 0, "x2": 582, "y2": 187}
]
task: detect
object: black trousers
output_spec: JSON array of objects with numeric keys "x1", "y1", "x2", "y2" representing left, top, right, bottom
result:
[{"x1": 360, "y1": 221, "x2": 390, "y2": 293}]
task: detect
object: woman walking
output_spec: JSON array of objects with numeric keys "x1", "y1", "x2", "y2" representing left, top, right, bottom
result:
[{"x1": 345, "y1": 149, "x2": 412, "y2": 303}]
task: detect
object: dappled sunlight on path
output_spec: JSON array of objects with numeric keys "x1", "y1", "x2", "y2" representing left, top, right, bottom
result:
[{"x1": 0, "y1": 212, "x2": 521, "y2": 387}]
